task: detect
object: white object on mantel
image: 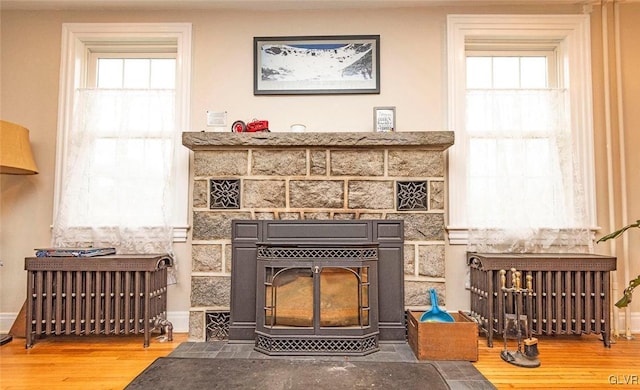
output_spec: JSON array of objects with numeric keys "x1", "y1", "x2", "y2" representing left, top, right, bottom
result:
[
  {"x1": 290, "y1": 124, "x2": 306, "y2": 132},
  {"x1": 206, "y1": 111, "x2": 227, "y2": 127}
]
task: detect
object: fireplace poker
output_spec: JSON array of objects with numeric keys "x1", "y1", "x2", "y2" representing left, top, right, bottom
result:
[{"x1": 523, "y1": 274, "x2": 539, "y2": 359}]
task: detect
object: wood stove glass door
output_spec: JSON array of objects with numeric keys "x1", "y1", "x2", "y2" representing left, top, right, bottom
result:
[
  {"x1": 265, "y1": 267, "x2": 314, "y2": 327},
  {"x1": 263, "y1": 262, "x2": 375, "y2": 332},
  {"x1": 319, "y1": 267, "x2": 369, "y2": 328}
]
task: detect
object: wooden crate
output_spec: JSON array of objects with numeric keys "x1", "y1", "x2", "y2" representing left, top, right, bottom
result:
[{"x1": 407, "y1": 310, "x2": 478, "y2": 361}]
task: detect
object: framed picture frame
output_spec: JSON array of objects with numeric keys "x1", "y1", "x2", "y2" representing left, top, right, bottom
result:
[
  {"x1": 254, "y1": 35, "x2": 380, "y2": 95},
  {"x1": 373, "y1": 106, "x2": 395, "y2": 132}
]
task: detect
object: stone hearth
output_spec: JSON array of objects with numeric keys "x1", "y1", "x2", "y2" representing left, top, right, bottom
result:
[{"x1": 182, "y1": 131, "x2": 454, "y2": 341}]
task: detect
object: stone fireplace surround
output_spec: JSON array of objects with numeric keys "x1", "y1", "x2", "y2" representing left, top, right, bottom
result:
[{"x1": 182, "y1": 131, "x2": 454, "y2": 341}]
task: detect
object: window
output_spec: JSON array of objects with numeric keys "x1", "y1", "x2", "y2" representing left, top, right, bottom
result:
[
  {"x1": 93, "y1": 57, "x2": 176, "y2": 89},
  {"x1": 53, "y1": 24, "x2": 191, "y2": 251},
  {"x1": 447, "y1": 15, "x2": 596, "y2": 250}
]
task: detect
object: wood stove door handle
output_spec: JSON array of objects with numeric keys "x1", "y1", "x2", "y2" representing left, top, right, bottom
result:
[{"x1": 313, "y1": 266, "x2": 320, "y2": 274}]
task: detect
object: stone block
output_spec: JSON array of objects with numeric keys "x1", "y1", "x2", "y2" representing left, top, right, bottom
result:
[
  {"x1": 388, "y1": 150, "x2": 444, "y2": 177},
  {"x1": 193, "y1": 180, "x2": 208, "y2": 208},
  {"x1": 243, "y1": 180, "x2": 286, "y2": 208},
  {"x1": 225, "y1": 244, "x2": 232, "y2": 273},
  {"x1": 189, "y1": 311, "x2": 205, "y2": 341},
  {"x1": 194, "y1": 150, "x2": 248, "y2": 177},
  {"x1": 289, "y1": 180, "x2": 344, "y2": 208},
  {"x1": 192, "y1": 244, "x2": 222, "y2": 272},
  {"x1": 418, "y1": 244, "x2": 445, "y2": 277},
  {"x1": 430, "y1": 180, "x2": 445, "y2": 210},
  {"x1": 387, "y1": 213, "x2": 445, "y2": 240},
  {"x1": 251, "y1": 150, "x2": 306, "y2": 176},
  {"x1": 193, "y1": 211, "x2": 251, "y2": 240},
  {"x1": 404, "y1": 244, "x2": 416, "y2": 275},
  {"x1": 404, "y1": 281, "x2": 444, "y2": 307},
  {"x1": 191, "y1": 276, "x2": 231, "y2": 307},
  {"x1": 304, "y1": 212, "x2": 332, "y2": 220},
  {"x1": 333, "y1": 213, "x2": 356, "y2": 220},
  {"x1": 330, "y1": 150, "x2": 384, "y2": 176},
  {"x1": 255, "y1": 212, "x2": 276, "y2": 220},
  {"x1": 358, "y1": 212, "x2": 383, "y2": 219},
  {"x1": 279, "y1": 212, "x2": 301, "y2": 220},
  {"x1": 310, "y1": 150, "x2": 327, "y2": 175},
  {"x1": 348, "y1": 180, "x2": 394, "y2": 209}
]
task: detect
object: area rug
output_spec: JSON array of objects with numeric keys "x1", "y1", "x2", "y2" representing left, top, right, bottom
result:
[{"x1": 125, "y1": 357, "x2": 451, "y2": 390}]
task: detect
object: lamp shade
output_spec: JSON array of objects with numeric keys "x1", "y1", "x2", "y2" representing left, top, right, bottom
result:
[{"x1": 0, "y1": 120, "x2": 39, "y2": 175}]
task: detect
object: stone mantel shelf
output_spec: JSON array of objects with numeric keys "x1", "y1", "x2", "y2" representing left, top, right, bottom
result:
[{"x1": 182, "y1": 131, "x2": 454, "y2": 150}]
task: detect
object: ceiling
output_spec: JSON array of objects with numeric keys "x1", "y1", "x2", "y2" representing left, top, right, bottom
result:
[{"x1": 0, "y1": 0, "x2": 597, "y2": 11}]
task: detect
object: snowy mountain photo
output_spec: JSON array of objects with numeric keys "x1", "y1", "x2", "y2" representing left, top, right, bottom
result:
[
  {"x1": 261, "y1": 43, "x2": 373, "y2": 82},
  {"x1": 254, "y1": 36, "x2": 380, "y2": 94}
]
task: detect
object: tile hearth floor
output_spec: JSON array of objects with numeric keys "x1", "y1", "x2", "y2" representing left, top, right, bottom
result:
[{"x1": 168, "y1": 341, "x2": 495, "y2": 389}]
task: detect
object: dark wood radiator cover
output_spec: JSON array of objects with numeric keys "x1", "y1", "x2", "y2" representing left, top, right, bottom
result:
[
  {"x1": 467, "y1": 252, "x2": 616, "y2": 347},
  {"x1": 25, "y1": 254, "x2": 173, "y2": 348}
]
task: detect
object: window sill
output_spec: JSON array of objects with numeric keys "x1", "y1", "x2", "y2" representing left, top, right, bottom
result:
[
  {"x1": 446, "y1": 226, "x2": 600, "y2": 246},
  {"x1": 173, "y1": 226, "x2": 189, "y2": 243},
  {"x1": 446, "y1": 227, "x2": 471, "y2": 245}
]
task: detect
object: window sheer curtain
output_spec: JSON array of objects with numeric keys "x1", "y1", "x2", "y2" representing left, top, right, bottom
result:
[
  {"x1": 465, "y1": 89, "x2": 593, "y2": 253},
  {"x1": 52, "y1": 88, "x2": 178, "y2": 281}
]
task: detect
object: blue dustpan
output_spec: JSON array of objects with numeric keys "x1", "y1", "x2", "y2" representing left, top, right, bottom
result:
[{"x1": 419, "y1": 288, "x2": 455, "y2": 322}]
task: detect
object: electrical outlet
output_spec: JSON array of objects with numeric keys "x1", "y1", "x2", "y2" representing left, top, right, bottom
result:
[{"x1": 207, "y1": 111, "x2": 227, "y2": 127}]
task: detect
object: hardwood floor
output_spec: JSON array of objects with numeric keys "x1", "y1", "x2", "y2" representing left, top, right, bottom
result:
[
  {"x1": 1, "y1": 333, "x2": 639, "y2": 389},
  {"x1": 0, "y1": 333, "x2": 188, "y2": 390},
  {"x1": 475, "y1": 333, "x2": 640, "y2": 389}
]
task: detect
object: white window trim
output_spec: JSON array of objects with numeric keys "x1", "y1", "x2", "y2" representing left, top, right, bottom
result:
[
  {"x1": 54, "y1": 23, "x2": 192, "y2": 242},
  {"x1": 446, "y1": 14, "x2": 596, "y2": 245}
]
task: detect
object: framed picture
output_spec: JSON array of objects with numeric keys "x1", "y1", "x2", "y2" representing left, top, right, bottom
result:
[
  {"x1": 373, "y1": 106, "x2": 395, "y2": 132},
  {"x1": 254, "y1": 35, "x2": 380, "y2": 95}
]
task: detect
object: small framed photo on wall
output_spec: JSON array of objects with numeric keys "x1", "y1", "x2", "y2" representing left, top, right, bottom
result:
[{"x1": 373, "y1": 106, "x2": 396, "y2": 132}]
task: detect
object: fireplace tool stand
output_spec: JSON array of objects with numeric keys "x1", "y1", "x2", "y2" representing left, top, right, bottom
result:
[{"x1": 499, "y1": 268, "x2": 540, "y2": 368}]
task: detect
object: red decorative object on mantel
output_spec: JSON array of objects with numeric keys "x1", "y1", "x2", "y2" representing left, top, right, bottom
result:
[{"x1": 231, "y1": 119, "x2": 270, "y2": 132}]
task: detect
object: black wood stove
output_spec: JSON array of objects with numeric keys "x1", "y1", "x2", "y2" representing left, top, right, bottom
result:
[{"x1": 230, "y1": 220, "x2": 404, "y2": 355}]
